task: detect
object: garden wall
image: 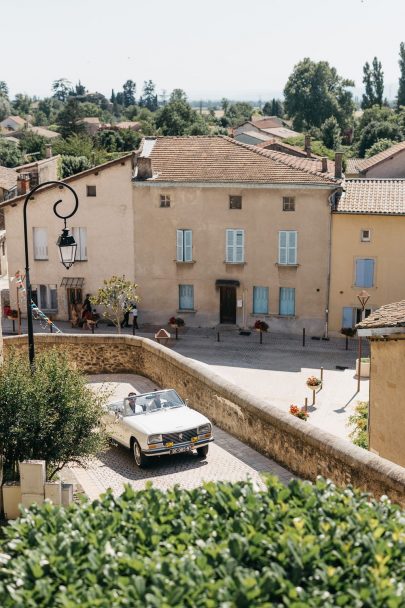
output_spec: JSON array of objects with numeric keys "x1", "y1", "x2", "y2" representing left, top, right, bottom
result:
[{"x1": 4, "y1": 333, "x2": 405, "y2": 505}]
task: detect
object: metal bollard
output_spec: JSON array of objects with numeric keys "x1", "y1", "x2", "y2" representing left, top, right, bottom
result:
[
  {"x1": 302, "y1": 328, "x2": 306, "y2": 347},
  {"x1": 345, "y1": 336, "x2": 349, "y2": 351},
  {"x1": 304, "y1": 397, "x2": 308, "y2": 413},
  {"x1": 91, "y1": 323, "x2": 95, "y2": 334},
  {"x1": 320, "y1": 367, "x2": 324, "y2": 382},
  {"x1": 175, "y1": 327, "x2": 178, "y2": 340},
  {"x1": 217, "y1": 331, "x2": 220, "y2": 342},
  {"x1": 50, "y1": 323, "x2": 53, "y2": 333},
  {"x1": 132, "y1": 320, "x2": 136, "y2": 336}
]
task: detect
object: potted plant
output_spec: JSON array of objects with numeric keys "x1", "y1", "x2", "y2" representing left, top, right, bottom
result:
[
  {"x1": 289, "y1": 404, "x2": 309, "y2": 421},
  {"x1": 306, "y1": 375, "x2": 322, "y2": 390},
  {"x1": 254, "y1": 320, "x2": 269, "y2": 332},
  {"x1": 356, "y1": 357, "x2": 370, "y2": 378},
  {"x1": 341, "y1": 327, "x2": 356, "y2": 338},
  {"x1": 169, "y1": 316, "x2": 185, "y2": 328}
]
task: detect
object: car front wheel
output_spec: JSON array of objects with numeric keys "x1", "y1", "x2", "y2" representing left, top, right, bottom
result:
[
  {"x1": 133, "y1": 440, "x2": 148, "y2": 468},
  {"x1": 197, "y1": 444, "x2": 209, "y2": 458}
]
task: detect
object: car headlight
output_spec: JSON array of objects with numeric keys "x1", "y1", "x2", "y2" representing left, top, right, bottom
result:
[
  {"x1": 148, "y1": 434, "x2": 162, "y2": 444},
  {"x1": 197, "y1": 423, "x2": 211, "y2": 435}
]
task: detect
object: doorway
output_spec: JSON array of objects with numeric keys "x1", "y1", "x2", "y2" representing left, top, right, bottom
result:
[
  {"x1": 220, "y1": 286, "x2": 236, "y2": 324},
  {"x1": 67, "y1": 288, "x2": 83, "y2": 319}
]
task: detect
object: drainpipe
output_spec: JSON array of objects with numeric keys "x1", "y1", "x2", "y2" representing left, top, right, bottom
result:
[{"x1": 325, "y1": 187, "x2": 343, "y2": 339}]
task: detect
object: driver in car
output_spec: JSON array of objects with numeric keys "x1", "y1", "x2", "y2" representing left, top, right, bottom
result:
[{"x1": 127, "y1": 392, "x2": 137, "y2": 413}]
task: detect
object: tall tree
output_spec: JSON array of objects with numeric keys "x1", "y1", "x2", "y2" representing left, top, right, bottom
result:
[
  {"x1": 361, "y1": 57, "x2": 384, "y2": 109},
  {"x1": 155, "y1": 89, "x2": 208, "y2": 135},
  {"x1": 52, "y1": 78, "x2": 73, "y2": 102},
  {"x1": 320, "y1": 116, "x2": 342, "y2": 150},
  {"x1": 284, "y1": 58, "x2": 354, "y2": 130},
  {"x1": 57, "y1": 98, "x2": 85, "y2": 137},
  {"x1": 263, "y1": 99, "x2": 284, "y2": 117},
  {"x1": 397, "y1": 42, "x2": 405, "y2": 109},
  {"x1": 0, "y1": 81, "x2": 9, "y2": 97},
  {"x1": 362, "y1": 62, "x2": 375, "y2": 109},
  {"x1": 74, "y1": 80, "x2": 86, "y2": 96},
  {"x1": 122, "y1": 80, "x2": 136, "y2": 107},
  {"x1": 12, "y1": 94, "x2": 32, "y2": 115},
  {"x1": 372, "y1": 57, "x2": 384, "y2": 106},
  {"x1": 0, "y1": 96, "x2": 11, "y2": 121},
  {"x1": 140, "y1": 80, "x2": 158, "y2": 111}
]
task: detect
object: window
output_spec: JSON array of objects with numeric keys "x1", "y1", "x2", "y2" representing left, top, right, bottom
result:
[
  {"x1": 279, "y1": 287, "x2": 295, "y2": 316},
  {"x1": 179, "y1": 285, "x2": 194, "y2": 310},
  {"x1": 342, "y1": 307, "x2": 356, "y2": 329},
  {"x1": 229, "y1": 195, "x2": 242, "y2": 209},
  {"x1": 86, "y1": 185, "x2": 96, "y2": 197},
  {"x1": 226, "y1": 229, "x2": 244, "y2": 263},
  {"x1": 176, "y1": 229, "x2": 193, "y2": 262},
  {"x1": 31, "y1": 284, "x2": 58, "y2": 310},
  {"x1": 361, "y1": 229, "x2": 371, "y2": 242},
  {"x1": 33, "y1": 227, "x2": 48, "y2": 260},
  {"x1": 253, "y1": 286, "x2": 269, "y2": 314},
  {"x1": 72, "y1": 227, "x2": 87, "y2": 261},
  {"x1": 160, "y1": 194, "x2": 171, "y2": 208},
  {"x1": 355, "y1": 258, "x2": 374, "y2": 287},
  {"x1": 282, "y1": 196, "x2": 295, "y2": 211},
  {"x1": 279, "y1": 231, "x2": 297, "y2": 265}
]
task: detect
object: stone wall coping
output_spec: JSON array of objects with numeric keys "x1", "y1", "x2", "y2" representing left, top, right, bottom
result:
[{"x1": 4, "y1": 333, "x2": 405, "y2": 494}]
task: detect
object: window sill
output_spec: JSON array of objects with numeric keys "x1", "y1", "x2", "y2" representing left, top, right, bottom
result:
[
  {"x1": 176, "y1": 309, "x2": 197, "y2": 313},
  {"x1": 224, "y1": 261, "x2": 246, "y2": 265},
  {"x1": 34, "y1": 259, "x2": 49, "y2": 262},
  {"x1": 250, "y1": 313, "x2": 270, "y2": 317},
  {"x1": 74, "y1": 259, "x2": 88, "y2": 262},
  {"x1": 174, "y1": 260, "x2": 196, "y2": 265},
  {"x1": 275, "y1": 263, "x2": 299, "y2": 268}
]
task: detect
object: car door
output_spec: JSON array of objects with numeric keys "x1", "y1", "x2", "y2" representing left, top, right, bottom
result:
[{"x1": 105, "y1": 401, "x2": 125, "y2": 444}]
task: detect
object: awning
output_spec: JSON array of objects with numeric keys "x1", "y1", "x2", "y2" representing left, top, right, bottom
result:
[
  {"x1": 61, "y1": 277, "x2": 85, "y2": 287},
  {"x1": 215, "y1": 279, "x2": 240, "y2": 287}
]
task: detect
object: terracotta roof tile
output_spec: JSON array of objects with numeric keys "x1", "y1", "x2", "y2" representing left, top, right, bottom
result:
[
  {"x1": 0, "y1": 166, "x2": 17, "y2": 191},
  {"x1": 356, "y1": 141, "x2": 405, "y2": 172},
  {"x1": 336, "y1": 179, "x2": 405, "y2": 214},
  {"x1": 346, "y1": 158, "x2": 362, "y2": 174},
  {"x1": 357, "y1": 300, "x2": 405, "y2": 329},
  {"x1": 140, "y1": 136, "x2": 339, "y2": 185}
]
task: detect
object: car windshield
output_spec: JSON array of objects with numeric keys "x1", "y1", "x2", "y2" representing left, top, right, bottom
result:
[{"x1": 122, "y1": 389, "x2": 185, "y2": 416}]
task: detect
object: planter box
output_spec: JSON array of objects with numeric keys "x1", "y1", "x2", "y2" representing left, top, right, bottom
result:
[
  {"x1": 306, "y1": 382, "x2": 322, "y2": 391},
  {"x1": 19, "y1": 460, "x2": 46, "y2": 494},
  {"x1": 45, "y1": 481, "x2": 62, "y2": 505},
  {"x1": 21, "y1": 493, "x2": 45, "y2": 508},
  {"x1": 62, "y1": 483, "x2": 74, "y2": 506},
  {"x1": 356, "y1": 358, "x2": 370, "y2": 378},
  {"x1": 2, "y1": 482, "x2": 22, "y2": 520}
]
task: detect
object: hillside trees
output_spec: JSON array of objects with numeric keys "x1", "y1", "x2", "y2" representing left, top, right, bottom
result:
[
  {"x1": 57, "y1": 97, "x2": 85, "y2": 137},
  {"x1": 397, "y1": 42, "x2": 405, "y2": 109},
  {"x1": 361, "y1": 57, "x2": 384, "y2": 109},
  {"x1": 52, "y1": 78, "x2": 73, "y2": 102},
  {"x1": 0, "y1": 139, "x2": 24, "y2": 167},
  {"x1": 155, "y1": 89, "x2": 209, "y2": 135},
  {"x1": 284, "y1": 58, "x2": 355, "y2": 130}
]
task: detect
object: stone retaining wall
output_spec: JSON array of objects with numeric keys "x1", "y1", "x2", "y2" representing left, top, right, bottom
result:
[{"x1": 4, "y1": 333, "x2": 405, "y2": 505}]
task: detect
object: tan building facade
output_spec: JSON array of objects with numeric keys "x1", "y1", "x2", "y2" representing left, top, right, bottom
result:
[{"x1": 329, "y1": 179, "x2": 405, "y2": 333}]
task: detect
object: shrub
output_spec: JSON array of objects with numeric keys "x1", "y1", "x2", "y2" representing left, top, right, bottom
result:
[
  {"x1": 341, "y1": 326, "x2": 356, "y2": 337},
  {"x1": 0, "y1": 478, "x2": 404, "y2": 606},
  {"x1": 0, "y1": 349, "x2": 107, "y2": 481},
  {"x1": 254, "y1": 319, "x2": 269, "y2": 331},
  {"x1": 169, "y1": 316, "x2": 185, "y2": 327},
  {"x1": 349, "y1": 401, "x2": 369, "y2": 449}
]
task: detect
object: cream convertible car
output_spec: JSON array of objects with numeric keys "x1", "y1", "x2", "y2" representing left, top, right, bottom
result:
[{"x1": 104, "y1": 389, "x2": 214, "y2": 467}]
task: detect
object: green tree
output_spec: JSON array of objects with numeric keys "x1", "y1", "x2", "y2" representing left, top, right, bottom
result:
[
  {"x1": 57, "y1": 98, "x2": 85, "y2": 137},
  {"x1": 0, "y1": 139, "x2": 24, "y2": 167},
  {"x1": 118, "y1": 128, "x2": 141, "y2": 151},
  {"x1": 155, "y1": 89, "x2": 208, "y2": 135},
  {"x1": 0, "y1": 95, "x2": 11, "y2": 121},
  {"x1": 53, "y1": 135, "x2": 109, "y2": 167},
  {"x1": 74, "y1": 80, "x2": 86, "y2": 96},
  {"x1": 0, "y1": 81, "x2": 9, "y2": 97},
  {"x1": 122, "y1": 79, "x2": 136, "y2": 107},
  {"x1": 95, "y1": 129, "x2": 124, "y2": 152},
  {"x1": 284, "y1": 58, "x2": 355, "y2": 130},
  {"x1": 91, "y1": 275, "x2": 138, "y2": 334},
  {"x1": 263, "y1": 98, "x2": 284, "y2": 117},
  {"x1": 221, "y1": 97, "x2": 229, "y2": 113},
  {"x1": 365, "y1": 138, "x2": 395, "y2": 158},
  {"x1": 52, "y1": 78, "x2": 73, "y2": 102},
  {"x1": 59, "y1": 155, "x2": 92, "y2": 178},
  {"x1": 12, "y1": 94, "x2": 32, "y2": 115},
  {"x1": 78, "y1": 101, "x2": 103, "y2": 117},
  {"x1": 140, "y1": 80, "x2": 158, "y2": 111},
  {"x1": 362, "y1": 57, "x2": 384, "y2": 109},
  {"x1": 397, "y1": 42, "x2": 405, "y2": 109},
  {"x1": 358, "y1": 121, "x2": 402, "y2": 157},
  {"x1": 19, "y1": 130, "x2": 47, "y2": 158},
  {"x1": 320, "y1": 116, "x2": 342, "y2": 150},
  {"x1": 0, "y1": 349, "x2": 107, "y2": 481}
]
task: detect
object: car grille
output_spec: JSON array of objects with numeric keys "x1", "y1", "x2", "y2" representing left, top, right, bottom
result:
[{"x1": 162, "y1": 428, "x2": 198, "y2": 445}]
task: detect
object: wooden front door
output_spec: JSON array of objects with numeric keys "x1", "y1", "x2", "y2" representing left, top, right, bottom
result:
[{"x1": 220, "y1": 286, "x2": 236, "y2": 324}]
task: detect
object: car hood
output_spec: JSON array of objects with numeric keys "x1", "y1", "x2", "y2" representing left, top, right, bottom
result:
[{"x1": 124, "y1": 406, "x2": 210, "y2": 435}]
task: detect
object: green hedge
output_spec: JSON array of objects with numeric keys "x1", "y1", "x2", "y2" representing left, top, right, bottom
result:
[{"x1": 0, "y1": 478, "x2": 404, "y2": 607}]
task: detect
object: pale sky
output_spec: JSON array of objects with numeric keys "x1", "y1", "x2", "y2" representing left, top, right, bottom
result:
[{"x1": 1, "y1": 0, "x2": 405, "y2": 101}]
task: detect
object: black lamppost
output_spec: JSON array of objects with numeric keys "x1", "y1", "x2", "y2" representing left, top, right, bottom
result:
[
  {"x1": 23, "y1": 181, "x2": 79, "y2": 367},
  {"x1": 357, "y1": 289, "x2": 370, "y2": 392}
]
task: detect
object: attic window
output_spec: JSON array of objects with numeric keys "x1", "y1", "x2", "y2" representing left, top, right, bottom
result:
[
  {"x1": 86, "y1": 185, "x2": 96, "y2": 197},
  {"x1": 160, "y1": 194, "x2": 171, "y2": 208},
  {"x1": 361, "y1": 229, "x2": 371, "y2": 242},
  {"x1": 229, "y1": 196, "x2": 242, "y2": 209},
  {"x1": 282, "y1": 196, "x2": 295, "y2": 211}
]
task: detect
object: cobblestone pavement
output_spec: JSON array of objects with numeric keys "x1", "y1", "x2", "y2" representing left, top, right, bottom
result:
[{"x1": 67, "y1": 374, "x2": 295, "y2": 500}]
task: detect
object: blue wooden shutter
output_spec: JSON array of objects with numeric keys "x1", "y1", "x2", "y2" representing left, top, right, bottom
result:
[
  {"x1": 355, "y1": 259, "x2": 374, "y2": 287},
  {"x1": 253, "y1": 287, "x2": 269, "y2": 314},
  {"x1": 176, "y1": 230, "x2": 183, "y2": 261},
  {"x1": 226, "y1": 229, "x2": 234, "y2": 262},
  {"x1": 179, "y1": 285, "x2": 194, "y2": 310},
  {"x1": 279, "y1": 231, "x2": 287, "y2": 264},
  {"x1": 279, "y1": 287, "x2": 295, "y2": 315},
  {"x1": 235, "y1": 230, "x2": 244, "y2": 262},
  {"x1": 287, "y1": 231, "x2": 297, "y2": 264},
  {"x1": 342, "y1": 307, "x2": 355, "y2": 328},
  {"x1": 184, "y1": 230, "x2": 192, "y2": 262}
]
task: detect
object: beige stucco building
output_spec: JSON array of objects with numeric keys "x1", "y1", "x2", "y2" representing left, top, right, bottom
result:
[
  {"x1": 346, "y1": 141, "x2": 405, "y2": 178},
  {"x1": 329, "y1": 179, "x2": 405, "y2": 334}
]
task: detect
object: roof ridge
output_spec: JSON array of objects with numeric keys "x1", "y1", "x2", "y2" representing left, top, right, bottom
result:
[
  {"x1": 357, "y1": 140, "x2": 405, "y2": 171},
  {"x1": 221, "y1": 136, "x2": 339, "y2": 184}
]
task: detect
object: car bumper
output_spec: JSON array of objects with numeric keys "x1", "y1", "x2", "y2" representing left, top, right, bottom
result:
[{"x1": 144, "y1": 437, "x2": 214, "y2": 457}]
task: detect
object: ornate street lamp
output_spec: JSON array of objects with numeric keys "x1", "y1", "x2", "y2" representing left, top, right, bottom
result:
[
  {"x1": 23, "y1": 181, "x2": 79, "y2": 367},
  {"x1": 356, "y1": 289, "x2": 370, "y2": 392}
]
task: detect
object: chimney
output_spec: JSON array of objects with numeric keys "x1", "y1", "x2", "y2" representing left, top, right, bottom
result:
[
  {"x1": 321, "y1": 157, "x2": 328, "y2": 173},
  {"x1": 304, "y1": 134, "x2": 311, "y2": 158},
  {"x1": 334, "y1": 152, "x2": 343, "y2": 179},
  {"x1": 136, "y1": 156, "x2": 153, "y2": 180},
  {"x1": 17, "y1": 174, "x2": 31, "y2": 196},
  {"x1": 45, "y1": 144, "x2": 52, "y2": 159}
]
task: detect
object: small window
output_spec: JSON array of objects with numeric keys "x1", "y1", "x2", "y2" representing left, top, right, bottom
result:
[
  {"x1": 355, "y1": 258, "x2": 374, "y2": 288},
  {"x1": 282, "y1": 197, "x2": 295, "y2": 211},
  {"x1": 253, "y1": 286, "x2": 269, "y2": 314},
  {"x1": 72, "y1": 227, "x2": 88, "y2": 261},
  {"x1": 31, "y1": 284, "x2": 58, "y2": 310},
  {"x1": 226, "y1": 229, "x2": 245, "y2": 263},
  {"x1": 229, "y1": 195, "x2": 242, "y2": 209},
  {"x1": 86, "y1": 185, "x2": 96, "y2": 197},
  {"x1": 279, "y1": 231, "x2": 297, "y2": 265},
  {"x1": 33, "y1": 227, "x2": 48, "y2": 260},
  {"x1": 160, "y1": 194, "x2": 171, "y2": 208},
  {"x1": 361, "y1": 229, "x2": 371, "y2": 242},
  {"x1": 279, "y1": 287, "x2": 295, "y2": 316},
  {"x1": 176, "y1": 229, "x2": 193, "y2": 262},
  {"x1": 179, "y1": 285, "x2": 194, "y2": 310}
]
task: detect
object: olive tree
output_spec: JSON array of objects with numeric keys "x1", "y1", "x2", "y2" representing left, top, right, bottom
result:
[{"x1": 91, "y1": 275, "x2": 138, "y2": 334}]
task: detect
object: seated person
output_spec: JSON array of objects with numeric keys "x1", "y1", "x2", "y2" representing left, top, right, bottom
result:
[
  {"x1": 126, "y1": 392, "x2": 138, "y2": 414},
  {"x1": 148, "y1": 393, "x2": 162, "y2": 411}
]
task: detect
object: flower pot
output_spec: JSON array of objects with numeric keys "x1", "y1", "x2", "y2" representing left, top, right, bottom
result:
[
  {"x1": 356, "y1": 358, "x2": 370, "y2": 378},
  {"x1": 306, "y1": 382, "x2": 322, "y2": 391}
]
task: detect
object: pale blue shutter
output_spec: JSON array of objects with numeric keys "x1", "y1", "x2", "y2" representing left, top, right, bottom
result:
[
  {"x1": 179, "y1": 285, "x2": 194, "y2": 310},
  {"x1": 355, "y1": 259, "x2": 374, "y2": 287},
  {"x1": 33, "y1": 228, "x2": 48, "y2": 260},
  {"x1": 253, "y1": 287, "x2": 269, "y2": 314},
  {"x1": 279, "y1": 287, "x2": 295, "y2": 315},
  {"x1": 176, "y1": 230, "x2": 183, "y2": 261},
  {"x1": 184, "y1": 230, "x2": 192, "y2": 262},
  {"x1": 226, "y1": 229, "x2": 234, "y2": 262},
  {"x1": 279, "y1": 231, "x2": 287, "y2": 264},
  {"x1": 342, "y1": 307, "x2": 355, "y2": 328},
  {"x1": 287, "y1": 231, "x2": 297, "y2": 264},
  {"x1": 235, "y1": 230, "x2": 244, "y2": 262}
]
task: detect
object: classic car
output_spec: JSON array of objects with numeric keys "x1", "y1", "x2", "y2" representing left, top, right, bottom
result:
[{"x1": 104, "y1": 389, "x2": 214, "y2": 467}]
